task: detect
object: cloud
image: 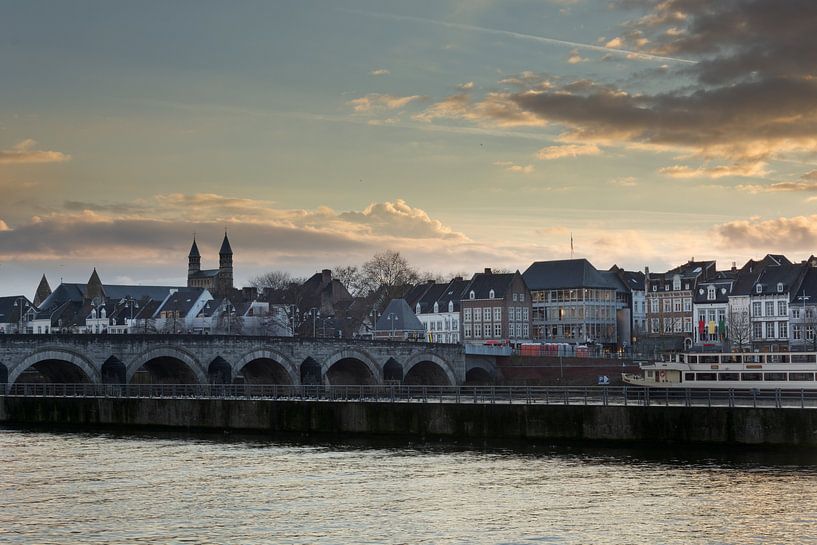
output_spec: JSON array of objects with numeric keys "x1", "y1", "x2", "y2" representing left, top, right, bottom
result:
[
  {"x1": 537, "y1": 143, "x2": 601, "y2": 160},
  {"x1": 714, "y1": 215, "x2": 817, "y2": 251},
  {"x1": 736, "y1": 170, "x2": 817, "y2": 193},
  {"x1": 659, "y1": 161, "x2": 769, "y2": 179},
  {"x1": 567, "y1": 49, "x2": 588, "y2": 64},
  {"x1": 608, "y1": 176, "x2": 638, "y2": 187},
  {"x1": 0, "y1": 139, "x2": 71, "y2": 165},
  {"x1": 0, "y1": 194, "x2": 469, "y2": 262},
  {"x1": 370, "y1": 68, "x2": 390, "y2": 76},
  {"x1": 414, "y1": 92, "x2": 546, "y2": 127},
  {"x1": 347, "y1": 93, "x2": 422, "y2": 113},
  {"x1": 493, "y1": 161, "x2": 535, "y2": 174}
]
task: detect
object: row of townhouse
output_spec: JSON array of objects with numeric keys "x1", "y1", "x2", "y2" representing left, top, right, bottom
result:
[
  {"x1": 10, "y1": 269, "x2": 291, "y2": 336},
  {"x1": 644, "y1": 254, "x2": 817, "y2": 353}
]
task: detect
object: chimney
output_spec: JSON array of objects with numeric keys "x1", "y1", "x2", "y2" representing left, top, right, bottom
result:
[
  {"x1": 427, "y1": 279, "x2": 435, "y2": 284},
  {"x1": 731, "y1": 261, "x2": 737, "y2": 272},
  {"x1": 484, "y1": 268, "x2": 492, "y2": 274},
  {"x1": 321, "y1": 269, "x2": 332, "y2": 284},
  {"x1": 454, "y1": 276, "x2": 463, "y2": 282}
]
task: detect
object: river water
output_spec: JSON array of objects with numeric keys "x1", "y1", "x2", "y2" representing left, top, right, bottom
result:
[{"x1": 2, "y1": 429, "x2": 817, "y2": 544}]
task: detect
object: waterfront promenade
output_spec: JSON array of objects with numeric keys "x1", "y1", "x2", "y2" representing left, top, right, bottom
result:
[{"x1": 4, "y1": 384, "x2": 817, "y2": 447}]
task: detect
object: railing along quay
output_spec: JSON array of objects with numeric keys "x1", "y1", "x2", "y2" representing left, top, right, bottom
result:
[{"x1": 4, "y1": 383, "x2": 817, "y2": 409}]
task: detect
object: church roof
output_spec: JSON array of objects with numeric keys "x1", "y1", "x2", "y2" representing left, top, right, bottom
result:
[
  {"x1": 188, "y1": 238, "x2": 200, "y2": 258},
  {"x1": 34, "y1": 274, "x2": 52, "y2": 307},
  {"x1": 188, "y1": 269, "x2": 220, "y2": 279}
]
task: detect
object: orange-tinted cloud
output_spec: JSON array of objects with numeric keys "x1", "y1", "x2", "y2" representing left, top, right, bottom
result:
[{"x1": 0, "y1": 139, "x2": 70, "y2": 165}]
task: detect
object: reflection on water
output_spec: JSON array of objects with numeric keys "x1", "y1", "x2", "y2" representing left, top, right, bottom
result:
[{"x1": 2, "y1": 428, "x2": 817, "y2": 544}]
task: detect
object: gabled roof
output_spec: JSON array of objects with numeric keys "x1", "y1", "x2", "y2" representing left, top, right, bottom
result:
[
  {"x1": 0, "y1": 296, "x2": 31, "y2": 325},
  {"x1": 188, "y1": 269, "x2": 220, "y2": 279},
  {"x1": 374, "y1": 299, "x2": 424, "y2": 331},
  {"x1": 33, "y1": 274, "x2": 52, "y2": 307},
  {"x1": 38, "y1": 282, "x2": 184, "y2": 310},
  {"x1": 523, "y1": 259, "x2": 613, "y2": 290},
  {"x1": 156, "y1": 288, "x2": 207, "y2": 316},
  {"x1": 436, "y1": 277, "x2": 468, "y2": 312},
  {"x1": 415, "y1": 282, "x2": 451, "y2": 314},
  {"x1": 693, "y1": 279, "x2": 734, "y2": 304},
  {"x1": 462, "y1": 271, "x2": 518, "y2": 300},
  {"x1": 752, "y1": 262, "x2": 806, "y2": 298}
]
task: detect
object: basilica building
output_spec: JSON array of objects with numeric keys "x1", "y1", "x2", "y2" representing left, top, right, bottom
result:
[{"x1": 187, "y1": 233, "x2": 234, "y2": 297}]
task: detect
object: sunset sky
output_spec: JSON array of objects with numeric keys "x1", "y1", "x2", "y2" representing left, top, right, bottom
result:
[{"x1": 2, "y1": 0, "x2": 817, "y2": 297}]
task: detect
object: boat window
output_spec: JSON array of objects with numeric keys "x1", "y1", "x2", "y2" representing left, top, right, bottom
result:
[
  {"x1": 701, "y1": 355, "x2": 719, "y2": 364},
  {"x1": 764, "y1": 373, "x2": 787, "y2": 381},
  {"x1": 696, "y1": 373, "x2": 717, "y2": 381},
  {"x1": 687, "y1": 356, "x2": 698, "y2": 364},
  {"x1": 791, "y1": 354, "x2": 815, "y2": 364},
  {"x1": 717, "y1": 373, "x2": 739, "y2": 381},
  {"x1": 684, "y1": 373, "x2": 695, "y2": 381},
  {"x1": 789, "y1": 372, "x2": 815, "y2": 381},
  {"x1": 741, "y1": 373, "x2": 763, "y2": 381}
]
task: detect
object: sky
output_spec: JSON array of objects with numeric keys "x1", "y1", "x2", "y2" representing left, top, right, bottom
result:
[{"x1": 2, "y1": 0, "x2": 817, "y2": 297}]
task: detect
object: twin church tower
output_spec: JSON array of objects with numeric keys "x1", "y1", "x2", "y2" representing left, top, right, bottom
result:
[{"x1": 187, "y1": 233, "x2": 234, "y2": 297}]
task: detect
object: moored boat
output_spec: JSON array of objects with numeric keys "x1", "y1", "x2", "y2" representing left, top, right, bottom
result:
[{"x1": 622, "y1": 351, "x2": 817, "y2": 389}]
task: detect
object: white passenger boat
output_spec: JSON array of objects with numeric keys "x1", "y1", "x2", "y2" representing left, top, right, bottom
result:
[{"x1": 622, "y1": 352, "x2": 817, "y2": 389}]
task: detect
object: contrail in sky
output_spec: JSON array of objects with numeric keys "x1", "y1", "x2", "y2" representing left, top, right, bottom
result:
[{"x1": 343, "y1": 9, "x2": 697, "y2": 65}]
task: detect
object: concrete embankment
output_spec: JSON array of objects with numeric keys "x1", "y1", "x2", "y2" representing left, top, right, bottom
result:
[{"x1": 3, "y1": 397, "x2": 817, "y2": 446}]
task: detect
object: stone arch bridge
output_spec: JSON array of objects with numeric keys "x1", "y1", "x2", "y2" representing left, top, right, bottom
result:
[{"x1": 0, "y1": 335, "x2": 493, "y2": 388}]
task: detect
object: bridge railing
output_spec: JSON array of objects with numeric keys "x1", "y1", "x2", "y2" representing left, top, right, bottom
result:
[{"x1": 4, "y1": 383, "x2": 817, "y2": 409}]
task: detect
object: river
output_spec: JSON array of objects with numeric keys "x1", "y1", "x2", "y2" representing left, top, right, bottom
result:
[{"x1": 1, "y1": 429, "x2": 816, "y2": 544}]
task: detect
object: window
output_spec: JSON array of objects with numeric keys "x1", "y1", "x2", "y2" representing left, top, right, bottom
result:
[
  {"x1": 741, "y1": 373, "x2": 763, "y2": 382},
  {"x1": 651, "y1": 318, "x2": 660, "y2": 333},
  {"x1": 464, "y1": 324, "x2": 472, "y2": 338},
  {"x1": 490, "y1": 289, "x2": 496, "y2": 299},
  {"x1": 807, "y1": 326, "x2": 815, "y2": 341},
  {"x1": 650, "y1": 299, "x2": 659, "y2": 313},
  {"x1": 523, "y1": 307, "x2": 529, "y2": 321},
  {"x1": 474, "y1": 308, "x2": 482, "y2": 321},
  {"x1": 756, "y1": 284, "x2": 763, "y2": 294},
  {"x1": 448, "y1": 301, "x2": 454, "y2": 313},
  {"x1": 469, "y1": 290, "x2": 475, "y2": 300},
  {"x1": 673, "y1": 299, "x2": 682, "y2": 313},
  {"x1": 777, "y1": 282, "x2": 784, "y2": 293},
  {"x1": 483, "y1": 307, "x2": 491, "y2": 321},
  {"x1": 683, "y1": 298, "x2": 692, "y2": 312},
  {"x1": 684, "y1": 317, "x2": 693, "y2": 333},
  {"x1": 416, "y1": 303, "x2": 421, "y2": 314},
  {"x1": 794, "y1": 324, "x2": 802, "y2": 340},
  {"x1": 494, "y1": 323, "x2": 501, "y2": 337},
  {"x1": 464, "y1": 308, "x2": 472, "y2": 322},
  {"x1": 753, "y1": 322, "x2": 763, "y2": 339},
  {"x1": 752, "y1": 302, "x2": 762, "y2": 317},
  {"x1": 790, "y1": 372, "x2": 815, "y2": 381},
  {"x1": 433, "y1": 302, "x2": 439, "y2": 313},
  {"x1": 766, "y1": 321, "x2": 776, "y2": 338},
  {"x1": 765, "y1": 301, "x2": 775, "y2": 316},
  {"x1": 516, "y1": 307, "x2": 523, "y2": 321},
  {"x1": 493, "y1": 307, "x2": 501, "y2": 321},
  {"x1": 519, "y1": 293, "x2": 525, "y2": 302},
  {"x1": 673, "y1": 318, "x2": 683, "y2": 333},
  {"x1": 474, "y1": 323, "x2": 482, "y2": 338},
  {"x1": 673, "y1": 276, "x2": 681, "y2": 290},
  {"x1": 523, "y1": 323, "x2": 529, "y2": 337},
  {"x1": 664, "y1": 319, "x2": 673, "y2": 333},
  {"x1": 778, "y1": 301, "x2": 787, "y2": 316},
  {"x1": 779, "y1": 321, "x2": 788, "y2": 338},
  {"x1": 707, "y1": 286, "x2": 716, "y2": 301},
  {"x1": 663, "y1": 299, "x2": 672, "y2": 313},
  {"x1": 512, "y1": 293, "x2": 517, "y2": 301}
]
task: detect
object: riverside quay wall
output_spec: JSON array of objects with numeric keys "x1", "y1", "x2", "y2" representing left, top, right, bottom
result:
[{"x1": 3, "y1": 397, "x2": 817, "y2": 446}]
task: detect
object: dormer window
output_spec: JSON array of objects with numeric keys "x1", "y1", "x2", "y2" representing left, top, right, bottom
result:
[
  {"x1": 756, "y1": 284, "x2": 763, "y2": 294},
  {"x1": 469, "y1": 290, "x2": 475, "y2": 300},
  {"x1": 673, "y1": 275, "x2": 681, "y2": 291},
  {"x1": 491, "y1": 290, "x2": 497, "y2": 299},
  {"x1": 416, "y1": 303, "x2": 421, "y2": 314},
  {"x1": 707, "y1": 286, "x2": 716, "y2": 301},
  {"x1": 433, "y1": 302, "x2": 439, "y2": 313},
  {"x1": 448, "y1": 300, "x2": 454, "y2": 312},
  {"x1": 777, "y1": 283, "x2": 784, "y2": 293}
]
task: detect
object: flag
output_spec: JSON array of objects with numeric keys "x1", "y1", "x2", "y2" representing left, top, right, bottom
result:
[{"x1": 570, "y1": 233, "x2": 574, "y2": 257}]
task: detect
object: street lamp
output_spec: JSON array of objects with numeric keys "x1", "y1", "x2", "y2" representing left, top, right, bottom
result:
[
  {"x1": 797, "y1": 292, "x2": 811, "y2": 348},
  {"x1": 13, "y1": 298, "x2": 29, "y2": 334},
  {"x1": 308, "y1": 307, "x2": 319, "y2": 337},
  {"x1": 387, "y1": 312, "x2": 399, "y2": 338}
]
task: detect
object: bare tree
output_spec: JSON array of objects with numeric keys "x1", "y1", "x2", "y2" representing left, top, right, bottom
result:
[
  {"x1": 332, "y1": 265, "x2": 363, "y2": 296},
  {"x1": 727, "y1": 307, "x2": 751, "y2": 351},
  {"x1": 248, "y1": 270, "x2": 304, "y2": 292},
  {"x1": 359, "y1": 250, "x2": 420, "y2": 303},
  {"x1": 161, "y1": 314, "x2": 185, "y2": 334}
]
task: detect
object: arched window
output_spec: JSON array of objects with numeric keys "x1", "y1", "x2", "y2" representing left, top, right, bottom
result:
[
  {"x1": 469, "y1": 290, "x2": 475, "y2": 300},
  {"x1": 416, "y1": 303, "x2": 421, "y2": 314},
  {"x1": 448, "y1": 300, "x2": 454, "y2": 313},
  {"x1": 489, "y1": 289, "x2": 495, "y2": 299},
  {"x1": 433, "y1": 302, "x2": 439, "y2": 313}
]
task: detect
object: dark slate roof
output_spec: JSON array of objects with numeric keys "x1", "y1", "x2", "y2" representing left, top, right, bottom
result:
[
  {"x1": 797, "y1": 266, "x2": 817, "y2": 299},
  {"x1": 0, "y1": 296, "x2": 31, "y2": 324},
  {"x1": 415, "y1": 282, "x2": 450, "y2": 314},
  {"x1": 600, "y1": 271, "x2": 628, "y2": 294},
  {"x1": 37, "y1": 282, "x2": 185, "y2": 311},
  {"x1": 188, "y1": 238, "x2": 200, "y2": 258},
  {"x1": 523, "y1": 259, "x2": 614, "y2": 290},
  {"x1": 462, "y1": 272, "x2": 518, "y2": 300},
  {"x1": 436, "y1": 278, "x2": 468, "y2": 312},
  {"x1": 374, "y1": 299, "x2": 424, "y2": 331},
  {"x1": 693, "y1": 280, "x2": 734, "y2": 304},
  {"x1": 157, "y1": 288, "x2": 206, "y2": 316},
  {"x1": 219, "y1": 233, "x2": 233, "y2": 255},
  {"x1": 404, "y1": 283, "x2": 434, "y2": 309},
  {"x1": 752, "y1": 262, "x2": 806, "y2": 298}
]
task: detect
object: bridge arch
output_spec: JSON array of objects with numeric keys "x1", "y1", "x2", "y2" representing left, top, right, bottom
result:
[
  {"x1": 208, "y1": 357, "x2": 232, "y2": 384},
  {"x1": 323, "y1": 349, "x2": 380, "y2": 385},
  {"x1": 8, "y1": 348, "x2": 99, "y2": 385},
  {"x1": 383, "y1": 357, "x2": 403, "y2": 383},
  {"x1": 403, "y1": 353, "x2": 456, "y2": 386},
  {"x1": 233, "y1": 349, "x2": 297, "y2": 385},
  {"x1": 465, "y1": 359, "x2": 496, "y2": 385},
  {"x1": 127, "y1": 346, "x2": 206, "y2": 384}
]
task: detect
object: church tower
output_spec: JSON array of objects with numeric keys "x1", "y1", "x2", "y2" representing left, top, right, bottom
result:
[
  {"x1": 218, "y1": 232, "x2": 234, "y2": 295},
  {"x1": 85, "y1": 268, "x2": 105, "y2": 304},
  {"x1": 188, "y1": 236, "x2": 201, "y2": 283},
  {"x1": 33, "y1": 274, "x2": 52, "y2": 307}
]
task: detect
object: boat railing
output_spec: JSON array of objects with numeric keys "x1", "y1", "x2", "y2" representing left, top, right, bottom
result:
[{"x1": 682, "y1": 352, "x2": 817, "y2": 366}]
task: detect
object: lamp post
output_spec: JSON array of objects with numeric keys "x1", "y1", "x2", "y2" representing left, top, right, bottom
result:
[
  {"x1": 387, "y1": 312, "x2": 399, "y2": 338},
  {"x1": 309, "y1": 307, "x2": 319, "y2": 337},
  {"x1": 13, "y1": 298, "x2": 29, "y2": 334},
  {"x1": 797, "y1": 292, "x2": 811, "y2": 349}
]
